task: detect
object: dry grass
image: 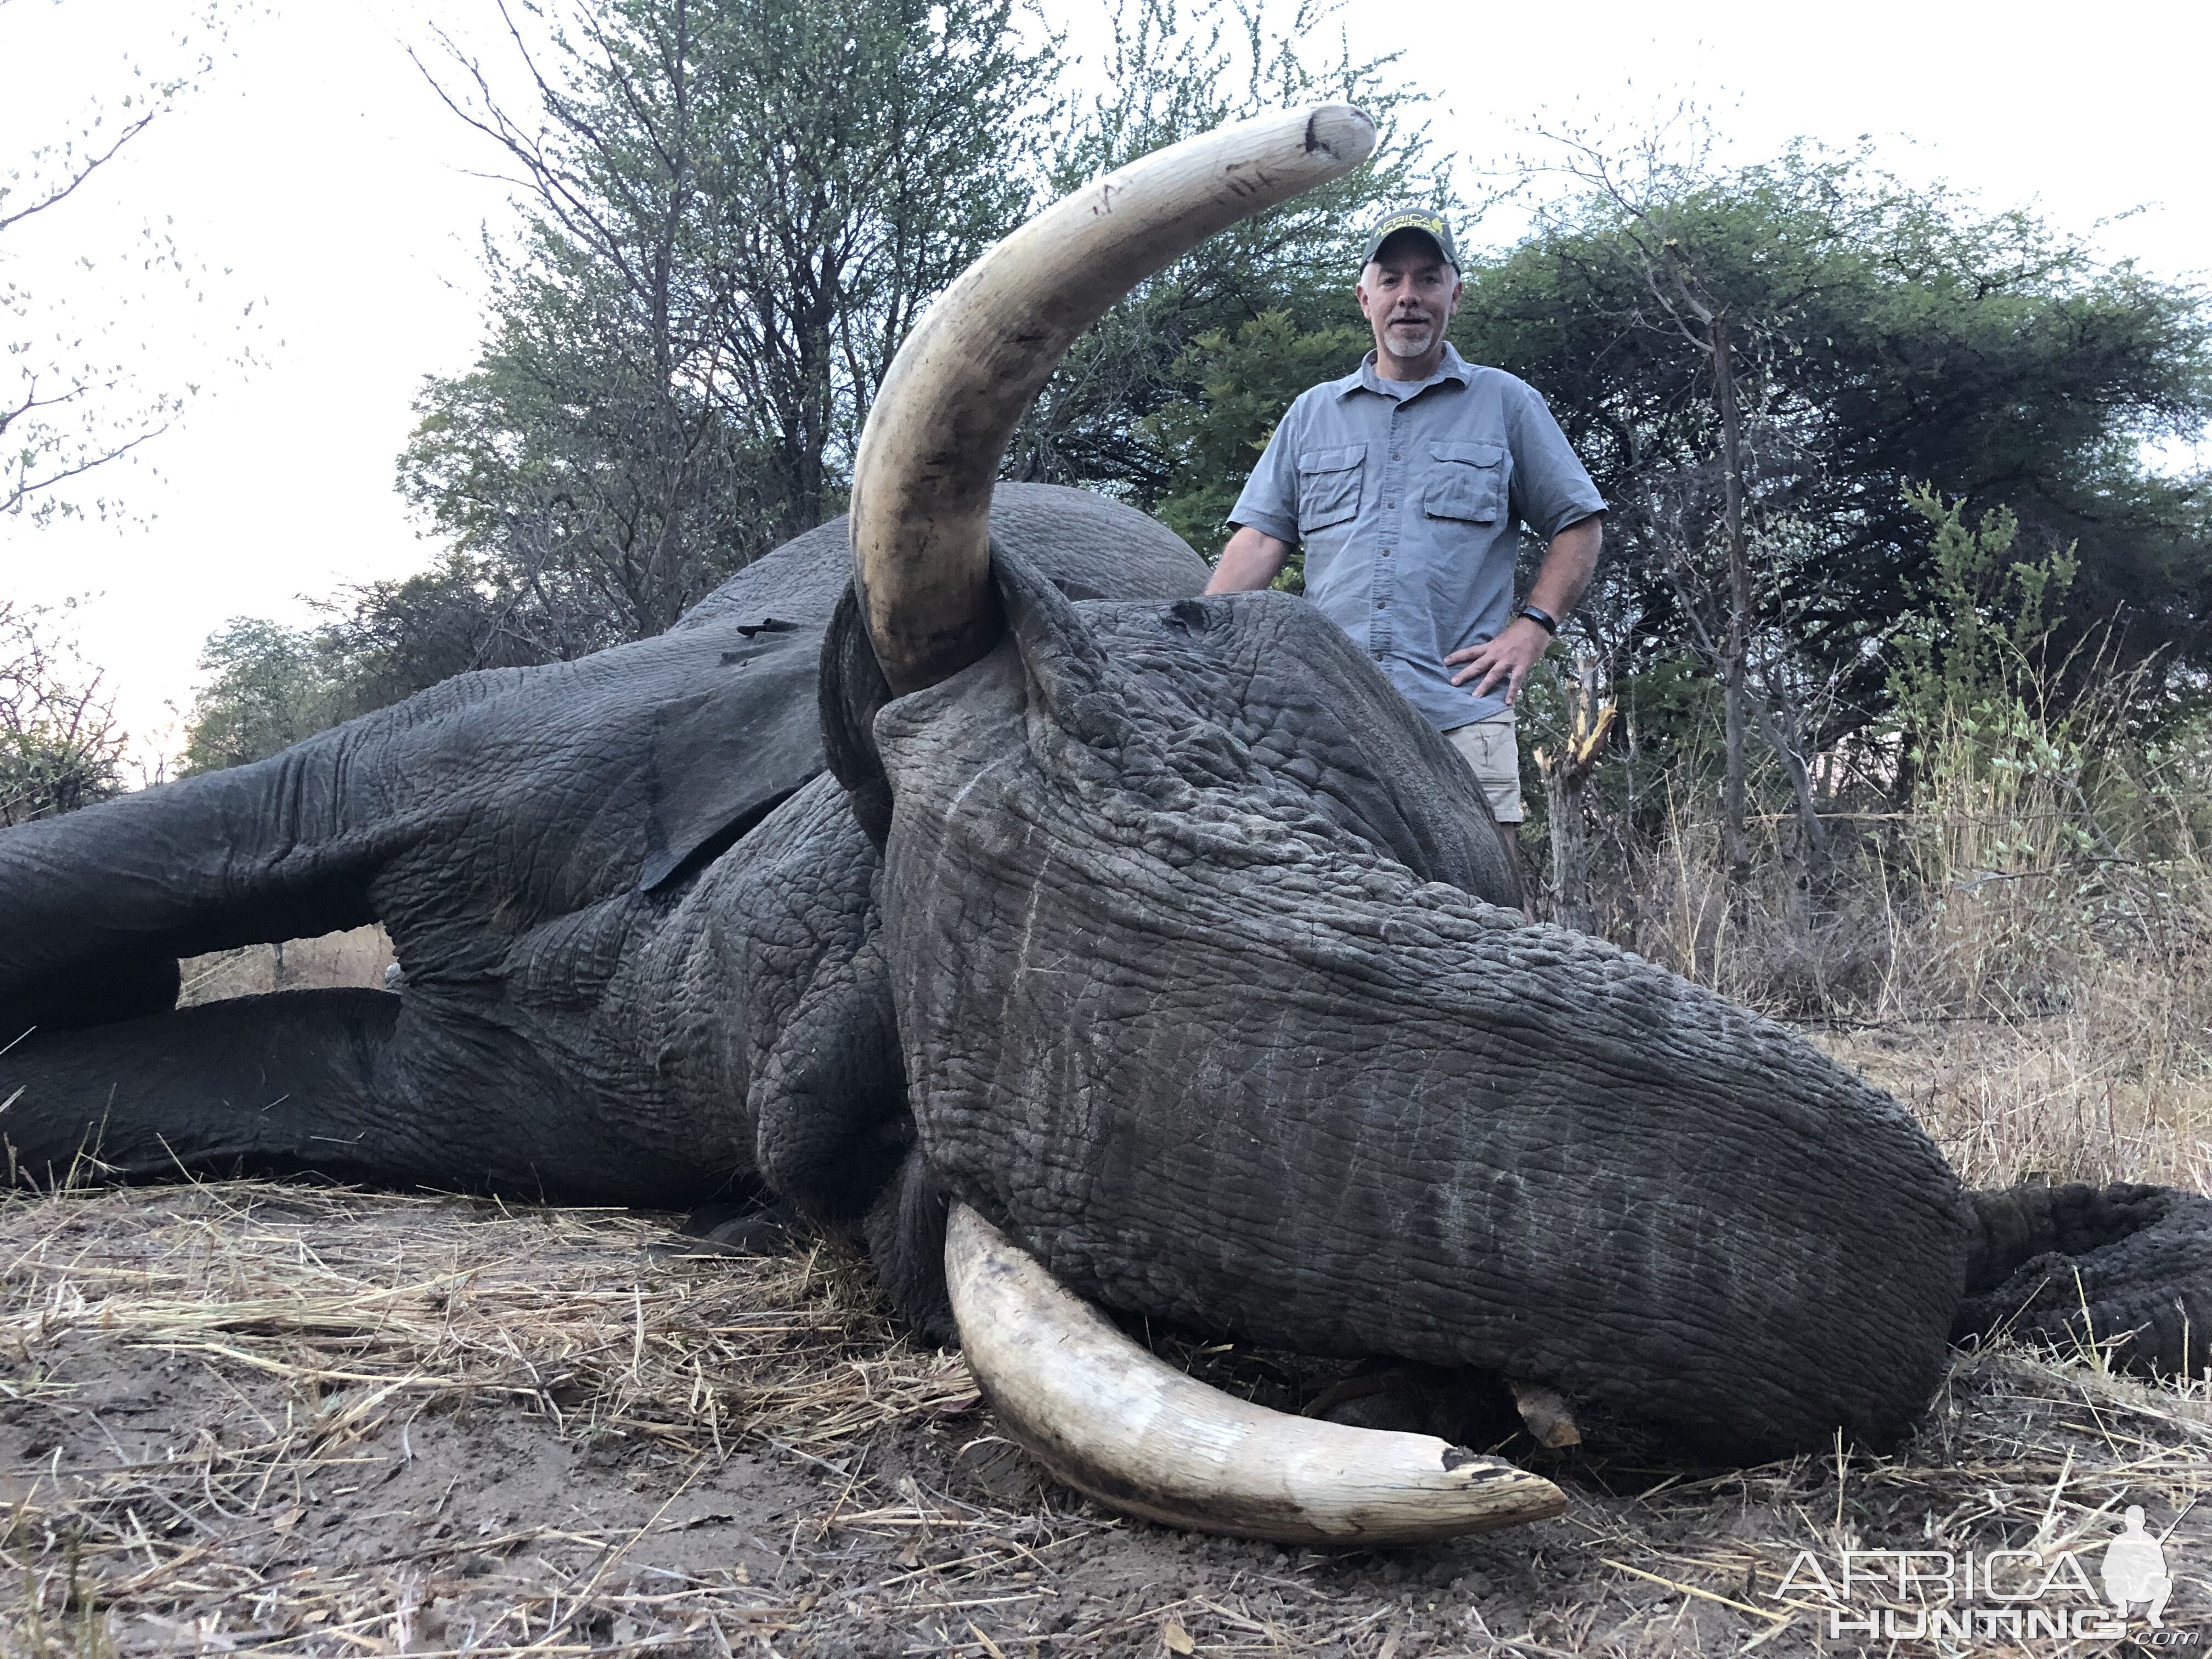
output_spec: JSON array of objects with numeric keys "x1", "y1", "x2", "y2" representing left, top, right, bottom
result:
[
  {"x1": 0, "y1": 1183, "x2": 1001, "y2": 1655},
  {"x1": 1800, "y1": 853, "x2": 2212, "y2": 1199},
  {"x1": 1582, "y1": 757, "x2": 2212, "y2": 1199},
  {"x1": 4, "y1": 1169, "x2": 2211, "y2": 1657},
  {"x1": 1826, "y1": 980, "x2": 2212, "y2": 1198}
]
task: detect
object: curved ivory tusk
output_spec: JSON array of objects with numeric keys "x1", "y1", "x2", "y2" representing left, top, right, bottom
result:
[
  {"x1": 944, "y1": 1204, "x2": 1569, "y2": 1543},
  {"x1": 851, "y1": 103, "x2": 1378, "y2": 695}
]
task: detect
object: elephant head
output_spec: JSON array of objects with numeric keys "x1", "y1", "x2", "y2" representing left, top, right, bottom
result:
[{"x1": 4, "y1": 105, "x2": 2208, "y2": 1548}]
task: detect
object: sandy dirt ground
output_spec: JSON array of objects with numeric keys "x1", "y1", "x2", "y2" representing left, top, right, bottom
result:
[
  {"x1": 3, "y1": 1171, "x2": 2210, "y2": 1658},
  {"x1": 7, "y1": 941, "x2": 2209, "y2": 1655}
]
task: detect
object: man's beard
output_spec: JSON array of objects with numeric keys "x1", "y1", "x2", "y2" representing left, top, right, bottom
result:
[{"x1": 1383, "y1": 318, "x2": 1438, "y2": 358}]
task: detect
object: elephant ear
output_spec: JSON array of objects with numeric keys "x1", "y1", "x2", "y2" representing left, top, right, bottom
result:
[
  {"x1": 819, "y1": 583, "x2": 898, "y2": 849},
  {"x1": 638, "y1": 619, "x2": 831, "y2": 891}
]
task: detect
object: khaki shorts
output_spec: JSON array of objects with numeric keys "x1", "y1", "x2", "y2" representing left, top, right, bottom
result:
[{"x1": 1444, "y1": 714, "x2": 1524, "y2": 825}]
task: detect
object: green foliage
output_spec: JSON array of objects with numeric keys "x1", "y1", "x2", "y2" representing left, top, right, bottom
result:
[
  {"x1": 298, "y1": 11, "x2": 2212, "y2": 795},
  {"x1": 181, "y1": 554, "x2": 578, "y2": 768},
  {"x1": 0, "y1": 602, "x2": 126, "y2": 826},
  {"x1": 1887, "y1": 487, "x2": 2079, "y2": 752},
  {"x1": 1142, "y1": 309, "x2": 1366, "y2": 565},
  {"x1": 310, "y1": 557, "x2": 550, "y2": 710},
  {"x1": 1517, "y1": 650, "x2": 1725, "y2": 852},
  {"x1": 1006, "y1": 0, "x2": 1440, "y2": 519},
  {"x1": 1878, "y1": 488, "x2": 2118, "y2": 906},
  {"x1": 1451, "y1": 138, "x2": 2212, "y2": 737},
  {"x1": 180, "y1": 619, "x2": 351, "y2": 775},
  {"x1": 322, "y1": 0, "x2": 1435, "y2": 721}
]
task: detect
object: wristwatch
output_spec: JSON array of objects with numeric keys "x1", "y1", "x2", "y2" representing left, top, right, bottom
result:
[{"x1": 1516, "y1": 603, "x2": 1560, "y2": 635}]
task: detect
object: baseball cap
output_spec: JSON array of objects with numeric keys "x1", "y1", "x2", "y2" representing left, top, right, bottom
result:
[{"x1": 1360, "y1": 207, "x2": 1459, "y2": 272}]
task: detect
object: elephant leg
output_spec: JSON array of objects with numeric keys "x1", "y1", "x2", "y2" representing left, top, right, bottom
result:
[
  {"x1": 752, "y1": 930, "x2": 909, "y2": 1223},
  {"x1": 1955, "y1": 1182, "x2": 2212, "y2": 1378},
  {"x1": 0, "y1": 748, "x2": 393, "y2": 1035},
  {"x1": 0, "y1": 990, "x2": 409, "y2": 1188}
]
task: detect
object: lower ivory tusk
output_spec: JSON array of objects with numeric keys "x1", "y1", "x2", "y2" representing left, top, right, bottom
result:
[{"x1": 943, "y1": 1204, "x2": 1570, "y2": 1543}]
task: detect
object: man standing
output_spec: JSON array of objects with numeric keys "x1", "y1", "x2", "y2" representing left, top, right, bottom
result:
[{"x1": 1205, "y1": 208, "x2": 1606, "y2": 856}]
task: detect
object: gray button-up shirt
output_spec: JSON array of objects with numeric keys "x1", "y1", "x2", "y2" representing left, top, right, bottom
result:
[{"x1": 1229, "y1": 344, "x2": 1606, "y2": 732}]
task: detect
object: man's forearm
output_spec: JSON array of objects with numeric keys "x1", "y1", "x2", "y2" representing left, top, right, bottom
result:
[
  {"x1": 1205, "y1": 525, "x2": 1293, "y2": 593},
  {"x1": 1525, "y1": 514, "x2": 1603, "y2": 620}
]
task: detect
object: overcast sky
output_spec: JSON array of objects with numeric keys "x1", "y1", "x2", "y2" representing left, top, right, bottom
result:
[{"x1": 5, "y1": 0, "x2": 2208, "y2": 768}]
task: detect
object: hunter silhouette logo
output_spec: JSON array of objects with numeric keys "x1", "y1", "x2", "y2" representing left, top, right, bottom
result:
[{"x1": 2103, "y1": 1505, "x2": 2176, "y2": 1628}]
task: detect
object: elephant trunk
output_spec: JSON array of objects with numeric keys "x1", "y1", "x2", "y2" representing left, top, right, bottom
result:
[
  {"x1": 848, "y1": 104, "x2": 1376, "y2": 695},
  {"x1": 1962, "y1": 1181, "x2": 2175, "y2": 1295},
  {"x1": 1955, "y1": 1181, "x2": 2212, "y2": 1379}
]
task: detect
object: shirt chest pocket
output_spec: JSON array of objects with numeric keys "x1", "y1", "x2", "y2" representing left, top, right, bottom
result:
[
  {"x1": 1296, "y1": 445, "x2": 1365, "y2": 535},
  {"x1": 1424, "y1": 441, "x2": 1509, "y2": 526}
]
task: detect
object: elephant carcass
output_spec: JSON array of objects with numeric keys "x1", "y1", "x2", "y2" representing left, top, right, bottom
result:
[
  {"x1": 4, "y1": 106, "x2": 2210, "y2": 1542},
  {"x1": 0, "y1": 485, "x2": 1214, "y2": 1207}
]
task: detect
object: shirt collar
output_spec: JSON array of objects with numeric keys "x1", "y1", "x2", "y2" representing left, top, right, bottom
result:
[{"x1": 1335, "y1": 341, "x2": 1474, "y2": 401}]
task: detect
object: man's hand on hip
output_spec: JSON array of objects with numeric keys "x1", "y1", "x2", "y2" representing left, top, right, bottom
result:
[{"x1": 1446, "y1": 617, "x2": 1553, "y2": 706}]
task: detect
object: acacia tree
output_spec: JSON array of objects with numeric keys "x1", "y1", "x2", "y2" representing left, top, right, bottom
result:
[
  {"x1": 198, "y1": 0, "x2": 1447, "y2": 761},
  {"x1": 1453, "y1": 130, "x2": 2212, "y2": 865},
  {"x1": 0, "y1": 601, "x2": 126, "y2": 825},
  {"x1": 1516, "y1": 125, "x2": 1898, "y2": 879},
  {"x1": 179, "y1": 618, "x2": 350, "y2": 776},
  {"x1": 180, "y1": 561, "x2": 565, "y2": 774},
  {"x1": 398, "y1": 0, "x2": 1057, "y2": 659}
]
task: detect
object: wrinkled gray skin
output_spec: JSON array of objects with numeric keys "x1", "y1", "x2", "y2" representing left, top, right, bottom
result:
[{"x1": 4, "y1": 484, "x2": 2207, "y2": 1462}]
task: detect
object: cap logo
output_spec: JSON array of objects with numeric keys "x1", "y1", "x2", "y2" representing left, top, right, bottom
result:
[
  {"x1": 1375, "y1": 212, "x2": 1446, "y2": 239},
  {"x1": 1362, "y1": 207, "x2": 1458, "y2": 272}
]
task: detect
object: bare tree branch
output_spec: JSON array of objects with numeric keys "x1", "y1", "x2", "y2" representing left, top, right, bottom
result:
[{"x1": 0, "y1": 105, "x2": 163, "y2": 235}]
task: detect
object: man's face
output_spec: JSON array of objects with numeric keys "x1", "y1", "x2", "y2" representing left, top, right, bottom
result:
[{"x1": 1356, "y1": 232, "x2": 1463, "y2": 366}]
